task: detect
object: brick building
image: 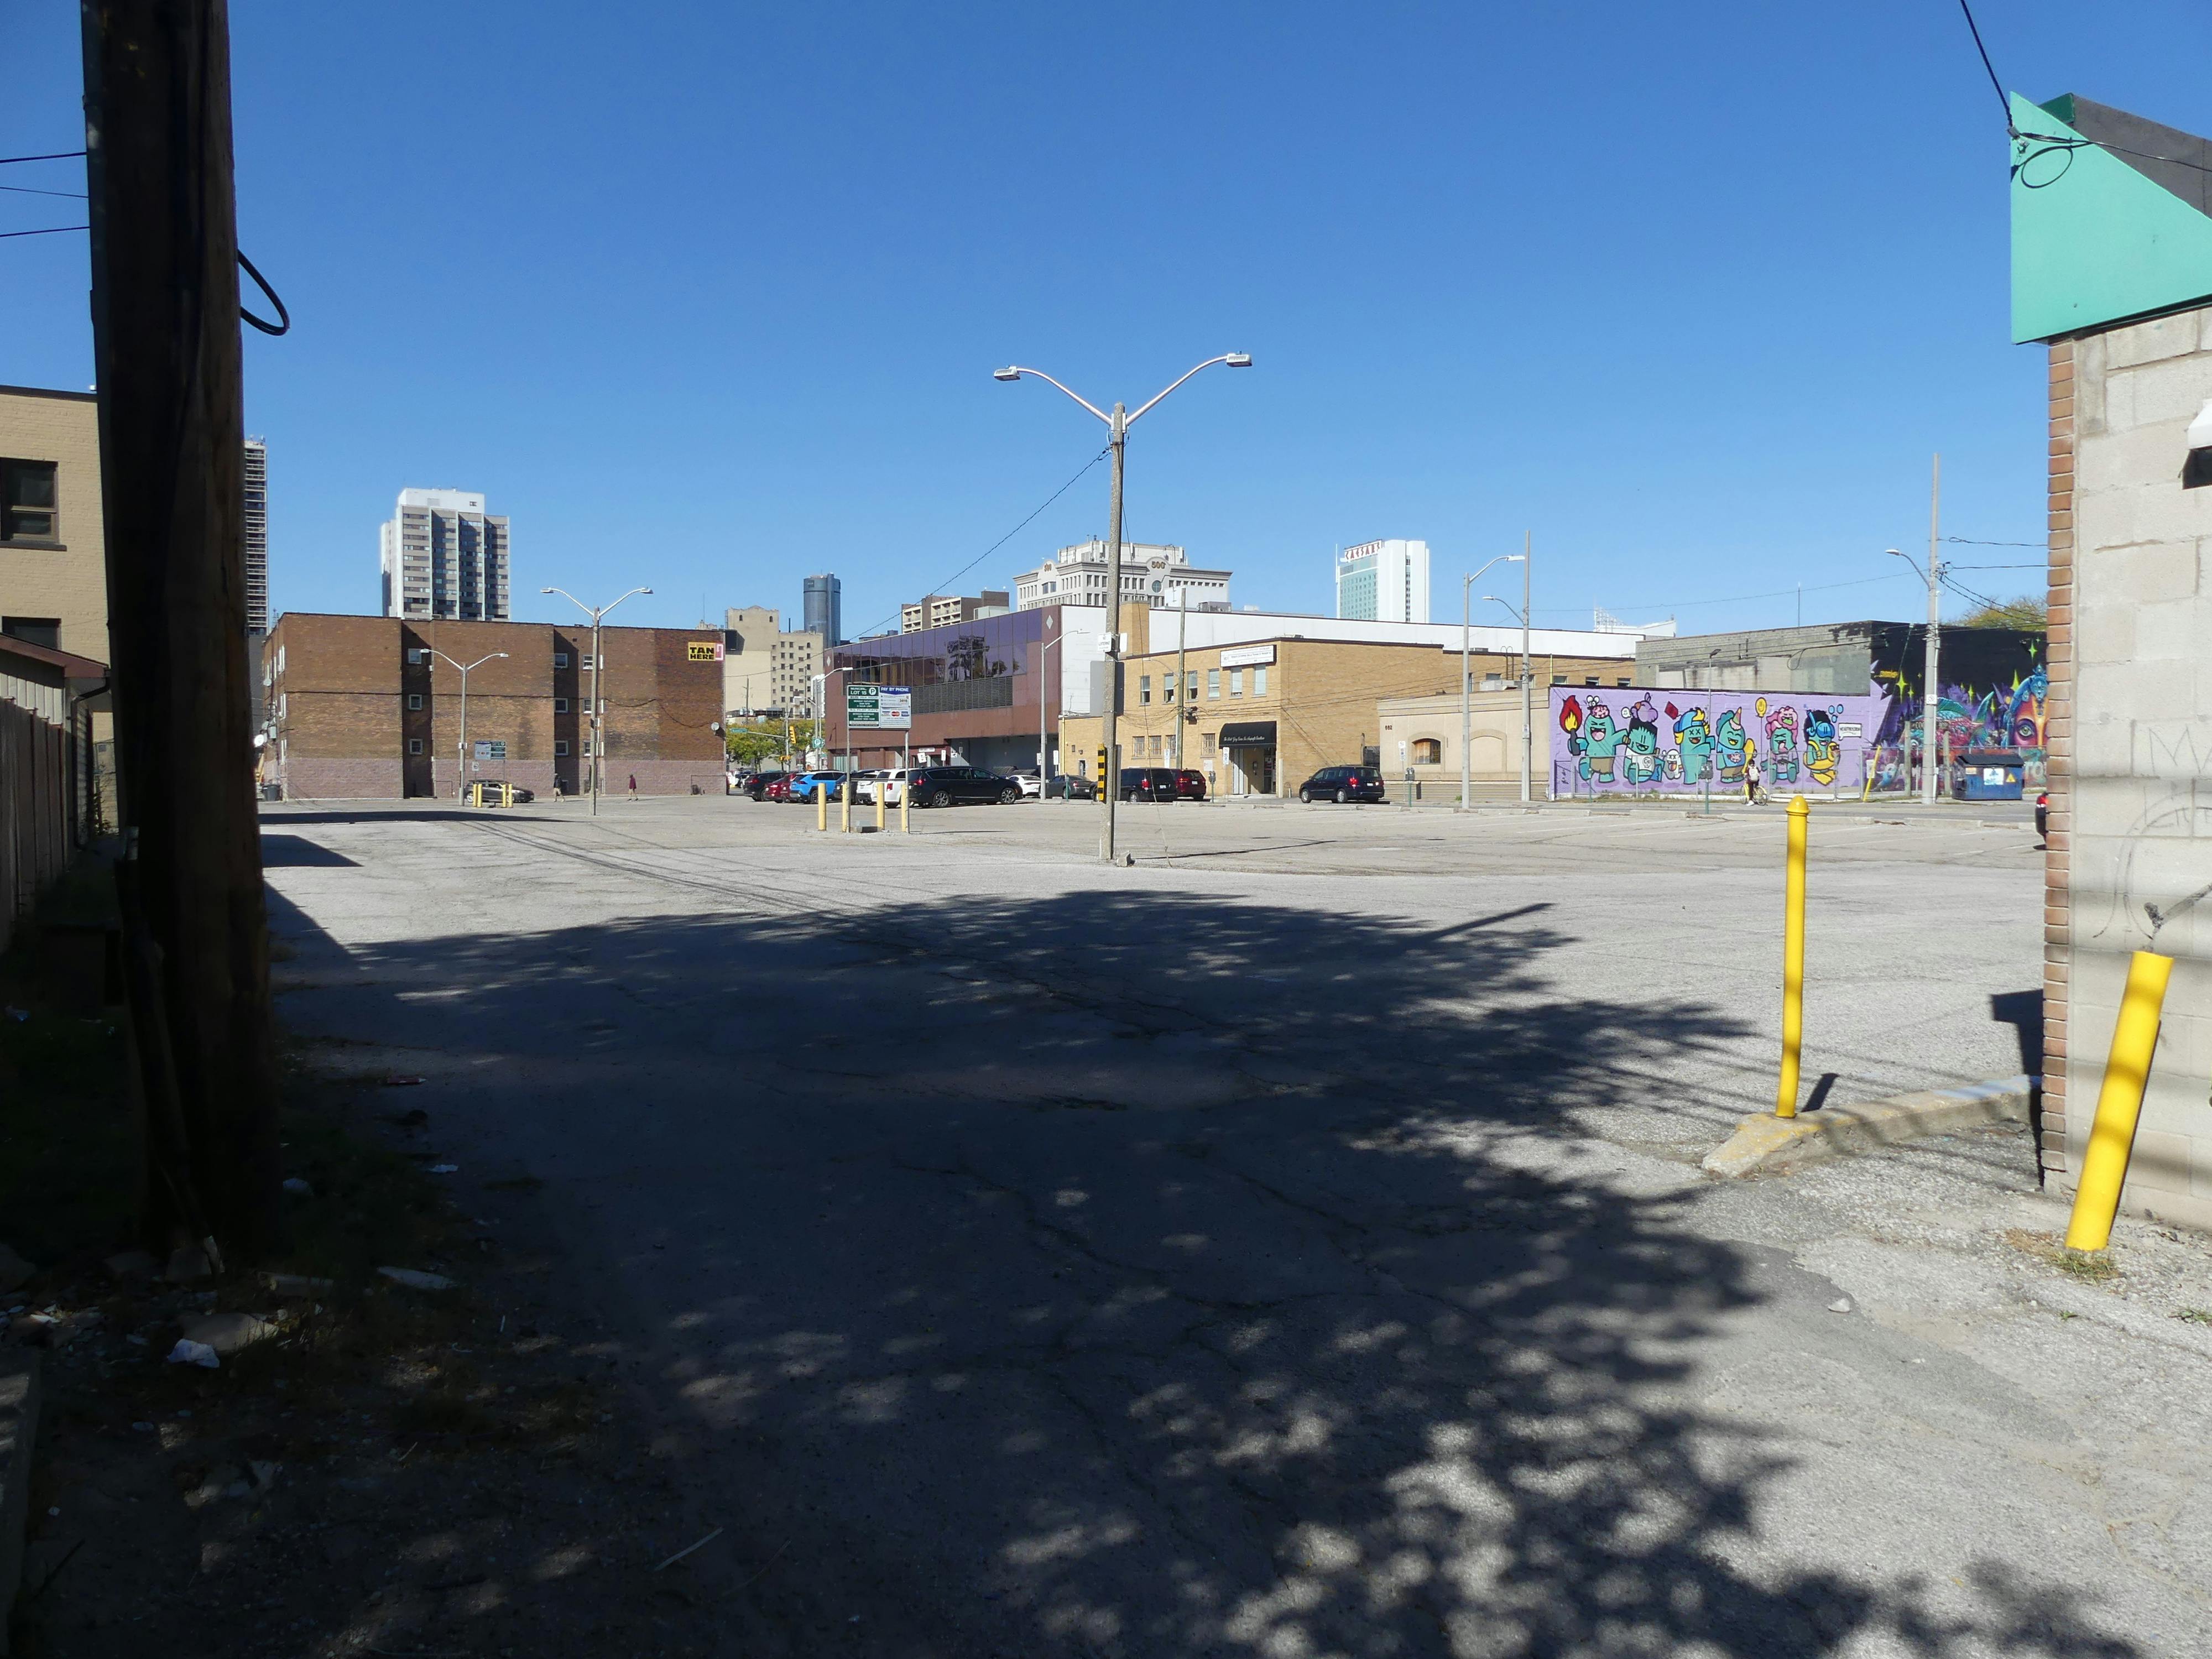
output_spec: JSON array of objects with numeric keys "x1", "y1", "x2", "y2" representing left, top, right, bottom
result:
[
  {"x1": 2012, "y1": 92, "x2": 2212, "y2": 1229},
  {"x1": 264, "y1": 614, "x2": 725, "y2": 800}
]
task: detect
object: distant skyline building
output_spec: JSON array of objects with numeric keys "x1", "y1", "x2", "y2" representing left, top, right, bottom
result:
[
  {"x1": 803, "y1": 572, "x2": 842, "y2": 645},
  {"x1": 379, "y1": 488, "x2": 510, "y2": 621},
  {"x1": 901, "y1": 591, "x2": 1009, "y2": 633},
  {"x1": 1335, "y1": 539, "x2": 1430, "y2": 624},
  {"x1": 722, "y1": 604, "x2": 825, "y2": 717},
  {"x1": 1012, "y1": 540, "x2": 1232, "y2": 612},
  {"x1": 243, "y1": 437, "x2": 269, "y2": 634}
]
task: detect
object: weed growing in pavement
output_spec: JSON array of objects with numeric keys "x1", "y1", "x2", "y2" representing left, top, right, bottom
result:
[
  {"x1": 2176, "y1": 1308, "x2": 2212, "y2": 1324},
  {"x1": 2003, "y1": 1227, "x2": 2120, "y2": 1283}
]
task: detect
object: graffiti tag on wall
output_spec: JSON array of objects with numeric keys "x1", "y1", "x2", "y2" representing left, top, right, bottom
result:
[
  {"x1": 1549, "y1": 688, "x2": 1894, "y2": 796},
  {"x1": 1867, "y1": 666, "x2": 2048, "y2": 791}
]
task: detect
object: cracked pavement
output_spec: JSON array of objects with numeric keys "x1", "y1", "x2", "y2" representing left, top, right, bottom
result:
[{"x1": 256, "y1": 797, "x2": 2212, "y2": 1657}]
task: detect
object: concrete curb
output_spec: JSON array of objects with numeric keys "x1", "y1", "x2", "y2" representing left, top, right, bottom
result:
[
  {"x1": 1702, "y1": 1075, "x2": 2037, "y2": 1178},
  {"x1": 0, "y1": 1350, "x2": 40, "y2": 1655}
]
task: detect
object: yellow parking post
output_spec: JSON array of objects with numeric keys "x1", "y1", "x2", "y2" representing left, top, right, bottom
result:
[
  {"x1": 2064, "y1": 950, "x2": 2174, "y2": 1251},
  {"x1": 875, "y1": 782, "x2": 885, "y2": 833},
  {"x1": 816, "y1": 785, "x2": 827, "y2": 833},
  {"x1": 900, "y1": 780, "x2": 911, "y2": 833},
  {"x1": 840, "y1": 780, "x2": 852, "y2": 834},
  {"x1": 1776, "y1": 795, "x2": 1809, "y2": 1117}
]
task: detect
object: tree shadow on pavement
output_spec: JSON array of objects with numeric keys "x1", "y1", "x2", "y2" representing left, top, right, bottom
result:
[{"x1": 260, "y1": 880, "x2": 2148, "y2": 1659}]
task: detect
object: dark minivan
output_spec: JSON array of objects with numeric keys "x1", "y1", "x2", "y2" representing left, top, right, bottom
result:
[
  {"x1": 1117, "y1": 767, "x2": 1181, "y2": 803},
  {"x1": 1297, "y1": 764, "x2": 1386, "y2": 804}
]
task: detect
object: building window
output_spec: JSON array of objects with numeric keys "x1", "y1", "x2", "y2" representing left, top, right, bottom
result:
[
  {"x1": 406, "y1": 648, "x2": 427, "y2": 665},
  {"x1": 1229, "y1": 668, "x2": 1244, "y2": 697},
  {"x1": 1139, "y1": 675, "x2": 1151, "y2": 705},
  {"x1": 406, "y1": 693, "x2": 422, "y2": 711},
  {"x1": 0, "y1": 460, "x2": 58, "y2": 543},
  {"x1": 554, "y1": 651, "x2": 570, "y2": 668},
  {"x1": 0, "y1": 617, "x2": 61, "y2": 650},
  {"x1": 1253, "y1": 666, "x2": 1268, "y2": 696},
  {"x1": 1616, "y1": 677, "x2": 1631, "y2": 687},
  {"x1": 554, "y1": 697, "x2": 570, "y2": 713},
  {"x1": 407, "y1": 738, "x2": 424, "y2": 755},
  {"x1": 1202, "y1": 733, "x2": 1217, "y2": 756},
  {"x1": 1413, "y1": 738, "x2": 1443, "y2": 765},
  {"x1": 555, "y1": 740, "x2": 570, "y2": 757},
  {"x1": 1207, "y1": 669, "x2": 1220, "y2": 700},
  {"x1": 1162, "y1": 672, "x2": 1177, "y2": 702},
  {"x1": 1551, "y1": 674, "x2": 1567, "y2": 685}
]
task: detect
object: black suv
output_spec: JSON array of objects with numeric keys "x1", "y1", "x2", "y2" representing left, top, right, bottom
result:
[
  {"x1": 905, "y1": 766, "x2": 1023, "y2": 807},
  {"x1": 742, "y1": 770, "x2": 790, "y2": 801},
  {"x1": 1117, "y1": 768, "x2": 1181, "y2": 803},
  {"x1": 1297, "y1": 764, "x2": 1386, "y2": 804}
]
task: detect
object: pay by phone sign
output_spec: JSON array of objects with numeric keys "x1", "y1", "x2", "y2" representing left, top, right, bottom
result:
[{"x1": 846, "y1": 685, "x2": 912, "y2": 729}]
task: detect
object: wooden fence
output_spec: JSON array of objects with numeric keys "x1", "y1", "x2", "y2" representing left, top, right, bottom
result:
[{"x1": 1, "y1": 693, "x2": 74, "y2": 957}]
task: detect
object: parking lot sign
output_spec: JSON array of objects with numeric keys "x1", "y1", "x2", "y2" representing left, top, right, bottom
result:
[{"x1": 847, "y1": 684, "x2": 912, "y2": 729}]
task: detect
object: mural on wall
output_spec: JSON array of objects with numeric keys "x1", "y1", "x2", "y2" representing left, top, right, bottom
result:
[
  {"x1": 1867, "y1": 665, "x2": 2049, "y2": 791},
  {"x1": 1552, "y1": 688, "x2": 1894, "y2": 796}
]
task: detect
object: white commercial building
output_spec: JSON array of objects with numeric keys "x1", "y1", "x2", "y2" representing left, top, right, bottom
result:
[
  {"x1": 1013, "y1": 540, "x2": 1231, "y2": 613},
  {"x1": 379, "y1": 488, "x2": 511, "y2": 622},
  {"x1": 1335, "y1": 539, "x2": 1431, "y2": 623},
  {"x1": 1147, "y1": 607, "x2": 1633, "y2": 662}
]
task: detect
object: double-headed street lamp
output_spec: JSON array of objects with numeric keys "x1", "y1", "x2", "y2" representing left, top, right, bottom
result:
[
  {"x1": 429, "y1": 649, "x2": 508, "y2": 803},
  {"x1": 542, "y1": 585, "x2": 653, "y2": 816},
  {"x1": 1460, "y1": 546, "x2": 1529, "y2": 811},
  {"x1": 995, "y1": 352, "x2": 1253, "y2": 864}
]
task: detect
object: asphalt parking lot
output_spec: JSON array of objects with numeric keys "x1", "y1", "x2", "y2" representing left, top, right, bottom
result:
[{"x1": 254, "y1": 793, "x2": 2212, "y2": 1658}]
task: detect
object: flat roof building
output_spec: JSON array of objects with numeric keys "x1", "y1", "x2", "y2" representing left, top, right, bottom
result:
[
  {"x1": 1013, "y1": 540, "x2": 1231, "y2": 613},
  {"x1": 380, "y1": 488, "x2": 511, "y2": 622},
  {"x1": 1336, "y1": 539, "x2": 1430, "y2": 624}
]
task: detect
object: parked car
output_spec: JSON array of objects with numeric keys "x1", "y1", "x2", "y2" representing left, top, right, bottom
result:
[
  {"x1": 1297, "y1": 764, "x2": 1387, "y2": 804},
  {"x1": 1007, "y1": 768, "x2": 1045, "y2": 799},
  {"x1": 902, "y1": 765, "x2": 1023, "y2": 807},
  {"x1": 763, "y1": 774, "x2": 797, "y2": 802},
  {"x1": 848, "y1": 770, "x2": 891, "y2": 804},
  {"x1": 790, "y1": 771, "x2": 847, "y2": 803},
  {"x1": 1117, "y1": 767, "x2": 1182, "y2": 803},
  {"x1": 743, "y1": 770, "x2": 790, "y2": 801},
  {"x1": 1171, "y1": 769, "x2": 1208, "y2": 802},
  {"x1": 1046, "y1": 775, "x2": 1098, "y2": 800}
]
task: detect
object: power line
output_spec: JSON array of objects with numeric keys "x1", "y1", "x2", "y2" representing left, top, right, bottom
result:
[
  {"x1": 0, "y1": 225, "x2": 87, "y2": 239},
  {"x1": 846, "y1": 445, "x2": 1109, "y2": 640},
  {"x1": 1944, "y1": 536, "x2": 2042, "y2": 547},
  {"x1": 0, "y1": 150, "x2": 86, "y2": 166},
  {"x1": 0, "y1": 182, "x2": 86, "y2": 199}
]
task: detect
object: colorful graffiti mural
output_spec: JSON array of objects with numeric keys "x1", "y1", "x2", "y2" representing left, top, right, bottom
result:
[
  {"x1": 1868, "y1": 665, "x2": 2048, "y2": 791},
  {"x1": 1551, "y1": 688, "x2": 1895, "y2": 797}
]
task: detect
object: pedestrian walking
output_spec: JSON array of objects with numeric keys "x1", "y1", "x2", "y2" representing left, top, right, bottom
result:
[
  {"x1": 627, "y1": 773, "x2": 639, "y2": 801},
  {"x1": 1744, "y1": 752, "x2": 1766, "y2": 806}
]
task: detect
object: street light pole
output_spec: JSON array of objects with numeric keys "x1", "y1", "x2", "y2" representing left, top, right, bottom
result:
[
  {"x1": 995, "y1": 352, "x2": 1253, "y2": 863},
  {"x1": 1175, "y1": 585, "x2": 1189, "y2": 773},
  {"x1": 1460, "y1": 551, "x2": 1527, "y2": 811},
  {"x1": 1521, "y1": 531, "x2": 1533, "y2": 806},
  {"x1": 430, "y1": 650, "x2": 508, "y2": 802},
  {"x1": 1924, "y1": 453, "x2": 1942, "y2": 808},
  {"x1": 1037, "y1": 616, "x2": 1063, "y2": 798},
  {"x1": 542, "y1": 585, "x2": 653, "y2": 817}
]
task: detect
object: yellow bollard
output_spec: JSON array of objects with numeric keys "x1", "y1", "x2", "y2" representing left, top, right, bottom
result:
[
  {"x1": 840, "y1": 780, "x2": 852, "y2": 834},
  {"x1": 1775, "y1": 795, "x2": 1809, "y2": 1117},
  {"x1": 900, "y1": 778, "x2": 911, "y2": 833},
  {"x1": 2064, "y1": 950, "x2": 2174, "y2": 1251},
  {"x1": 816, "y1": 784, "x2": 827, "y2": 833},
  {"x1": 875, "y1": 781, "x2": 885, "y2": 833}
]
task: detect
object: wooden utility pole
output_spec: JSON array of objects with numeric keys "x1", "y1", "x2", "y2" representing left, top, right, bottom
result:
[{"x1": 81, "y1": 0, "x2": 283, "y2": 1260}]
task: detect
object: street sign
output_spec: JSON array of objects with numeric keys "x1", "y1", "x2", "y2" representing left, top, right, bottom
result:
[
  {"x1": 473, "y1": 739, "x2": 506, "y2": 760},
  {"x1": 846, "y1": 684, "x2": 912, "y2": 729}
]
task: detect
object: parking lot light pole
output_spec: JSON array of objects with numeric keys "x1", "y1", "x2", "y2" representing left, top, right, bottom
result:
[
  {"x1": 995, "y1": 352, "x2": 1253, "y2": 863},
  {"x1": 1037, "y1": 618, "x2": 1063, "y2": 800},
  {"x1": 543, "y1": 585, "x2": 653, "y2": 816},
  {"x1": 429, "y1": 650, "x2": 507, "y2": 802},
  {"x1": 1482, "y1": 572, "x2": 1534, "y2": 805},
  {"x1": 1460, "y1": 552, "x2": 1526, "y2": 811}
]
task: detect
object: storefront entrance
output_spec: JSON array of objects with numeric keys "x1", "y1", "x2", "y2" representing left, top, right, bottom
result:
[{"x1": 1218, "y1": 721, "x2": 1279, "y2": 796}]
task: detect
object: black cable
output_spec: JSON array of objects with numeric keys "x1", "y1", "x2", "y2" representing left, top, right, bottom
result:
[
  {"x1": 238, "y1": 249, "x2": 290, "y2": 335},
  {"x1": 0, "y1": 149, "x2": 86, "y2": 165},
  {"x1": 0, "y1": 182, "x2": 85, "y2": 199},
  {"x1": 1956, "y1": 0, "x2": 2014, "y2": 131},
  {"x1": 0, "y1": 224, "x2": 87, "y2": 239},
  {"x1": 846, "y1": 445, "x2": 1109, "y2": 640}
]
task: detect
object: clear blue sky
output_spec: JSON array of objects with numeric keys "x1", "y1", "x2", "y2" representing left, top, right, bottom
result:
[{"x1": 7, "y1": 2, "x2": 2208, "y2": 638}]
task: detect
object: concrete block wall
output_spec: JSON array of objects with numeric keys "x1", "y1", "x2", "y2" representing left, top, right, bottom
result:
[{"x1": 2049, "y1": 306, "x2": 2212, "y2": 1230}]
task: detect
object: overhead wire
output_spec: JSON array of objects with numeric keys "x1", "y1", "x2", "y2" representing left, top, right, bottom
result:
[
  {"x1": 0, "y1": 182, "x2": 85, "y2": 199},
  {"x1": 0, "y1": 225, "x2": 87, "y2": 239},
  {"x1": 845, "y1": 444, "x2": 1109, "y2": 641},
  {"x1": 0, "y1": 150, "x2": 86, "y2": 166}
]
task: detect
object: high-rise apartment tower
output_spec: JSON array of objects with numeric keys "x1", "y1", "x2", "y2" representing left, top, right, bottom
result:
[
  {"x1": 379, "y1": 488, "x2": 511, "y2": 621},
  {"x1": 802, "y1": 572, "x2": 842, "y2": 645},
  {"x1": 242, "y1": 437, "x2": 269, "y2": 634}
]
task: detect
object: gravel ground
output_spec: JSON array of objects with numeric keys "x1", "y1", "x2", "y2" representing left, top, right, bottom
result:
[{"x1": 182, "y1": 795, "x2": 2212, "y2": 1658}]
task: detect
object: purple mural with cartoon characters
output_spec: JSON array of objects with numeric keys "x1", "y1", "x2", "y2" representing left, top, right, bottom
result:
[{"x1": 1549, "y1": 688, "x2": 1895, "y2": 796}]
